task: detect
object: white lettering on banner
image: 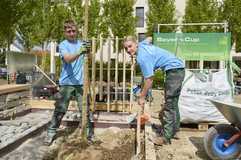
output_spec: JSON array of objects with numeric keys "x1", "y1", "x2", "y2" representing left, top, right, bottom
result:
[
  {"x1": 156, "y1": 37, "x2": 177, "y2": 42},
  {"x1": 157, "y1": 37, "x2": 200, "y2": 43},
  {"x1": 184, "y1": 37, "x2": 200, "y2": 42}
]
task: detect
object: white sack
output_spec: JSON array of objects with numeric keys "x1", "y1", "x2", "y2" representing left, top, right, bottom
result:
[{"x1": 179, "y1": 70, "x2": 232, "y2": 123}]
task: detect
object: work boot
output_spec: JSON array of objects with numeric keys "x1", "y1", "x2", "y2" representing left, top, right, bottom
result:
[
  {"x1": 173, "y1": 131, "x2": 181, "y2": 140},
  {"x1": 151, "y1": 123, "x2": 163, "y2": 135},
  {"x1": 44, "y1": 132, "x2": 56, "y2": 146},
  {"x1": 149, "y1": 135, "x2": 170, "y2": 146}
]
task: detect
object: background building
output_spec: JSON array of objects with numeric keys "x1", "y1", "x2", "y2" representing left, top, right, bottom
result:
[{"x1": 134, "y1": 0, "x2": 186, "y2": 42}]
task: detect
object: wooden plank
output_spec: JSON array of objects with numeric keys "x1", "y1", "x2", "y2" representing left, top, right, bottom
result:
[
  {"x1": 198, "y1": 123, "x2": 209, "y2": 131},
  {"x1": 0, "y1": 85, "x2": 30, "y2": 95},
  {"x1": 145, "y1": 103, "x2": 157, "y2": 160},
  {"x1": 30, "y1": 99, "x2": 74, "y2": 110},
  {"x1": 136, "y1": 107, "x2": 141, "y2": 155},
  {"x1": 30, "y1": 100, "x2": 131, "y2": 112}
]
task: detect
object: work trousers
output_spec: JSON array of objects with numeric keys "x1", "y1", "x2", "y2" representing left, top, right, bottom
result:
[
  {"x1": 161, "y1": 68, "x2": 185, "y2": 141},
  {"x1": 47, "y1": 85, "x2": 83, "y2": 135}
]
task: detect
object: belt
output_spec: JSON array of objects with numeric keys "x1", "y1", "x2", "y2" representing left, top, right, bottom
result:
[{"x1": 165, "y1": 68, "x2": 184, "y2": 73}]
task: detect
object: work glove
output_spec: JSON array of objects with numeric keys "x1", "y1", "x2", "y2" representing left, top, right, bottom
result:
[
  {"x1": 76, "y1": 45, "x2": 87, "y2": 55},
  {"x1": 75, "y1": 41, "x2": 91, "y2": 55},
  {"x1": 82, "y1": 40, "x2": 91, "y2": 49}
]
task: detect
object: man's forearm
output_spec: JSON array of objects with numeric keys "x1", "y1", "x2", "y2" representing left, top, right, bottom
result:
[
  {"x1": 140, "y1": 77, "x2": 153, "y2": 98},
  {"x1": 63, "y1": 54, "x2": 80, "y2": 63}
]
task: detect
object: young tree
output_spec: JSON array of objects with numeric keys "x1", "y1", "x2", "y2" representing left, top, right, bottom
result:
[
  {"x1": 45, "y1": 2, "x2": 71, "y2": 43},
  {"x1": 146, "y1": 0, "x2": 177, "y2": 35},
  {"x1": 88, "y1": 0, "x2": 108, "y2": 39},
  {"x1": 102, "y1": 0, "x2": 136, "y2": 38},
  {"x1": 68, "y1": 0, "x2": 84, "y2": 33},
  {"x1": 0, "y1": 0, "x2": 23, "y2": 50},
  {"x1": 16, "y1": 0, "x2": 71, "y2": 51},
  {"x1": 221, "y1": 0, "x2": 241, "y2": 52},
  {"x1": 183, "y1": 0, "x2": 220, "y2": 32},
  {"x1": 17, "y1": 1, "x2": 44, "y2": 51}
]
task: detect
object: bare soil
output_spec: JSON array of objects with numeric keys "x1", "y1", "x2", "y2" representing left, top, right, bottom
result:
[
  {"x1": 151, "y1": 90, "x2": 211, "y2": 160},
  {"x1": 155, "y1": 130, "x2": 210, "y2": 160},
  {"x1": 47, "y1": 128, "x2": 137, "y2": 160},
  {"x1": 52, "y1": 89, "x2": 212, "y2": 160}
]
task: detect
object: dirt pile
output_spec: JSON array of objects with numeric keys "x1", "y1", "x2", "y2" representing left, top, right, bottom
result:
[{"x1": 52, "y1": 128, "x2": 136, "y2": 160}]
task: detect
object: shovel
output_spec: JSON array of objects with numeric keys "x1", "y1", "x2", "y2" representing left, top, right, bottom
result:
[{"x1": 126, "y1": 107, "x2": 150, "y2": 125}]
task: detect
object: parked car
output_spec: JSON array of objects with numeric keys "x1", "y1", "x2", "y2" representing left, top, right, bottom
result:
[{"x1": 0, "y1": 68, "x2": 7, "y2": 79}]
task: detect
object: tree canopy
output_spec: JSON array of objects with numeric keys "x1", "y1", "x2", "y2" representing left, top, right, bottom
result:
[
  {"x1": 146, "y1": 0, "x2": 177, "y2": 35},
  {"x1": 182, "y1": 0, "x2": 220, "y2": 32},
  {"x1": 221, "y1": 0, "x2": 241, "y2": 52},
  {"x1": 0, "y1": 0, "x2": 23, "y2": 49},
  {"x1": 102, "y1": 0, "x2": 136, "y2": 38}
]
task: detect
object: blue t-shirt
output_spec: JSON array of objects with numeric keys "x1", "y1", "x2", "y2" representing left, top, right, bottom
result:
[
  {"x1": 137, "y1": 40, "x2": 184, "y2": 78},
  {"x1": 58, "y1": 40, "x2": 84, "y2": 85}
]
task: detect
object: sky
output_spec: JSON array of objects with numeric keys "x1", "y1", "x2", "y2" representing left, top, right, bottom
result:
[{"x1": 175, "y1": 0, "x2": 186, "y2": 15}]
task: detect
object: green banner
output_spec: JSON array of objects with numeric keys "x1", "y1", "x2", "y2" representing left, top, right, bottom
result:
[{"x1": 153, "y1": 33, "x2": 231, "y2": 61}]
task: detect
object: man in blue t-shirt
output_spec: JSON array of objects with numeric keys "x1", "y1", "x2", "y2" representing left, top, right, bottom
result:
[
  {"x1": 44, "y1": 20, "x2": 89, "y2": 145},
  {"x1": 124, "y1": 36, "x2": 185, "y2": 145}
]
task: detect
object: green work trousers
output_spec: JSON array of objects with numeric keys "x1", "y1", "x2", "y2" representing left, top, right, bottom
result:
[
  {"x1": 161, "y1": 68, "x2": 185, "y2": 141},
  {"x1": 47, "y1": 85, "x2": 83, "y2": 135}
]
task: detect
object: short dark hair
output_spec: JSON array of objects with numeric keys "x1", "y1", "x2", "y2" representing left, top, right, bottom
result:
[{"x1": 64, "y1": 20, "x2": 77, "y2": 30}]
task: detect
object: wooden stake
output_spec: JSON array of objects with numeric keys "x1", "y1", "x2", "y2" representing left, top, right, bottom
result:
[
  {"x1": 91, "y1": 37, "x2": 96, "y2": 112},
  {"x1": 130, "y1": 57, "x2": 135, "y2": 113},
  {"x1": 115, "y1": 37, "x2": 119, "y2": 102},
  {"x1": 81, "y1": 0, "x2": 89, "y2": 141},
  {"x1": 122, "y1": 49, "x2": 126, "y2": 112},
  {"x1": 107, "y1": 38, "x2": 111, "y2": 112},
  {"x1": 99, "y1": 36, "x2": 103, "y2": 101}
]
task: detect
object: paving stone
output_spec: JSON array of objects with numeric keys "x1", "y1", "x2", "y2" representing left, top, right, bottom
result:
[{"x1": 0, "y1": 110, "x2": 52, "y2": 154}]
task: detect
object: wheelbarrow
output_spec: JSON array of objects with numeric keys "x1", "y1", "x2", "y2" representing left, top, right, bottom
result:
[{"x1": 204, "y1": 99, "x2": 241, "y2": 160}]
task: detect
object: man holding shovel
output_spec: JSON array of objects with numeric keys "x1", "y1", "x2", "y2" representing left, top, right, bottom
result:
[{"x1": 124, "y1": 36, "x2": 185, "y2": 145}]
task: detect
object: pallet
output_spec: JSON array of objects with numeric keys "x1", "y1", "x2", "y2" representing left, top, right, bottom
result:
[{"x1": 180, "y1": 122, "x2": 220, "y2": 131}]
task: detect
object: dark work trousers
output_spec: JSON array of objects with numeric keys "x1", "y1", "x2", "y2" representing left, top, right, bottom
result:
[
  {"x1": 161, "y1": 68, "x2": 185, "y2": 141},
  {"x1": 47, "y1": 85, "x2": 83, "y2": 136}
]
